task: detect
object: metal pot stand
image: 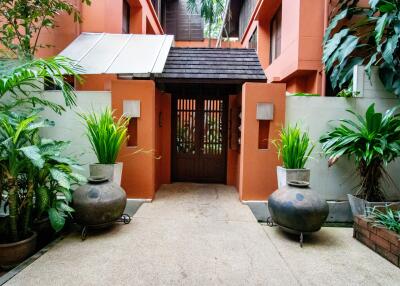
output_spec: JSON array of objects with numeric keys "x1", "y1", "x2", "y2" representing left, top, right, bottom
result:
[
  {"x1": 80, "y1": 214, "x2": 132, "y2": 241},
  {"x1": 266, "y1": 217, "x2": 314, "y2": 248}
]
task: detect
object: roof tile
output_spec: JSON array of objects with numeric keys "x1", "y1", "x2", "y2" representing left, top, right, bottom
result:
[{"x1": 158, "y1": 48, "x2": 267, "y2": 82}]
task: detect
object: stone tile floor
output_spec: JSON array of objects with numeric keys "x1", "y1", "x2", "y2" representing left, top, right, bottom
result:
[{"x1": 3, "y1": 183, "x2": 400, "y2": 286}]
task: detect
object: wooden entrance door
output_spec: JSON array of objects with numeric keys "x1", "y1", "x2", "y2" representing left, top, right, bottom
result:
[{"x1": 172, "y1": 87, "x2": 228, "y2": 183}]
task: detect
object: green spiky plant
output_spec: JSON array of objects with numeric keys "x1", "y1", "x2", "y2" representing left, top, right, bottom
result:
[
  {"x1": 371, "y1": 207, "x2": 400, "y2": 234},
  {"x1": 80, "y1": 108, "x2": 129, "y2": 164},
  {"x1": 273, "y1": 124, "x2": 314, "y2": 169},
  {"x1": 320, "y1": 104, "x2": 400, "y2": 202}
]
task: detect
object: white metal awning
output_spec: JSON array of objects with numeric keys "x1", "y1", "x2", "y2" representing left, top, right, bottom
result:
[{"x1": 59, "y1": 33, "x2": 174, "y2": 77}]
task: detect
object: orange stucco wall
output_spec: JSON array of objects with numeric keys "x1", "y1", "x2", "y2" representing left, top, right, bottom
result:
[
  {"x1": 111, "y1": 79, "x2": 170, "y2": 199},
  {"x1": 239, "y1": 82, "x2": 286, "y2": 201},
  {"x1": 81, "y1": 0, "x2": 123, "y2": 33},
  {"x1": 32, "y1": 0, "x2": 80, "y2": 58},
  {"x1": 112, "y1": 80, "x2": 158, "y2": 199},
  {"x1": 77, "y1": 75, "x2": 117, "y2": 91},
  {"x1": 240, "y1": 0, "x2": 326, "y2": 95},
  {"x1": 34, "y1": 0, "x2": 162, "y2": 60}
]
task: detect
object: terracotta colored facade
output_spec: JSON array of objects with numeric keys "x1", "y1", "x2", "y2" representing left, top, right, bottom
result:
[
  {"x1": 36, "y1": 0, "x2": 288, "y2": 201},
  {"x1": 226, "y1": 0, "x2": 329, "y2": 95}
]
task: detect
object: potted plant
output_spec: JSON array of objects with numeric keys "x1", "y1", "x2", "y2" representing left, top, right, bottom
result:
[
  {"x1": 0, "y1": 110, "x2": 83, "y2": 268},
  {"x1": 320, "y1": 104, "x2": 400, "y2": 216},
  {"x1": 80, "y1": 108, "x2": 129, "y2": 185},
  {"x1": 32, "y1": 138, "x2": 86, "y2": 248},
  {"x1": 273, "y1": 124, "x2": 314, "y2": 188},
  {"x1": 0, "y1": 53, "x2": 83, "y2": 268}
]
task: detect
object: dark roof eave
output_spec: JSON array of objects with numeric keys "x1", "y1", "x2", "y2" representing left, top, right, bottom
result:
[
  {"x1": 158, "y1": 47, "x2": 266, "y2": 83},
  {"x1": 155, "y1": 78, "x2": 267, "y2": 85}
]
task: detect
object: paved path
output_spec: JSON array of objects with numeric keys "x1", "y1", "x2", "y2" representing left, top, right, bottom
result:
[{"x1": 5, "y1": 184, "x2": 400, "y2": 285}]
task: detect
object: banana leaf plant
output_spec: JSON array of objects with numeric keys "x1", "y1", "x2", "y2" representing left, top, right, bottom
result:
[
  {"x1": 33, "y1": 138, "x2": 86, "y2": 232},
  {"x1": 323, "y1": 0, "x2": 400, "y2": 96},
  {"x1": 320, "y1": 104, "x2": 400, "y2": 202},
  {"x1": 0, "y1": 109, "x2": 85, "y2": 243}
]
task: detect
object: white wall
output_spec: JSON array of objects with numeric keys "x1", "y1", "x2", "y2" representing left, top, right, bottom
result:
[
  {"x1": 40, "y1": 91, "x2": 112, "y2": 176},
  {"x1": 286, "y1": 68, "x2": 400, "y2": 201}
]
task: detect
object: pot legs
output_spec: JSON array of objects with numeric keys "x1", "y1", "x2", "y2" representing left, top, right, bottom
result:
[{"x1": 79, "y1": 213, "x2": 132, "y2": 241}]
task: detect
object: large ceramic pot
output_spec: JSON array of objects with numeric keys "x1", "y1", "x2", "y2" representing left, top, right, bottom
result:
[
  {"x1": 0, "y1": 232, "x2": 37, "y2": 269},
  {"x1": 73, "y1": 177, "x2": 127, "y2": 228},
  {"x1": 268, "y1": 181, "x2": 329, "y2": 234},
  {"x1": 89, "y1": 162, "x2": 123, "y2": 186}
]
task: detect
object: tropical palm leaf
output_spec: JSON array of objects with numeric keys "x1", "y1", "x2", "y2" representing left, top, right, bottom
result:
[{"x1": 0, "y1": 56, "x2": 83, "y2": 113}]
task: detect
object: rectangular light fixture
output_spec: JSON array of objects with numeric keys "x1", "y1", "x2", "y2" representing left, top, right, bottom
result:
[
  {"x1": 123, "y1": 100, "x2": 141, "y2": 118},
  {"x1": 256, "y1": 102, "x2": 274, "y2": 120}
]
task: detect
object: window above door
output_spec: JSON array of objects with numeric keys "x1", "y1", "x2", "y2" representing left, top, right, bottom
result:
[{"x1": 269, "y1": 6, "x2": 282, "y2": 64}]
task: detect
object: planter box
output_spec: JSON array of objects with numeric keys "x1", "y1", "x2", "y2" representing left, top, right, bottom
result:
[
  {"x1": 353, "y1": 215, "x2": 400, "y2": 267},
  {"x1": 348, "y1": 194, "x2": 400, "y2": 217},
  {"x1": 89, "y1": 162, "x2": 123, "y2": 186},
  {"x1": 277, "y1": 166, "x2": 310, "y2": 188}
]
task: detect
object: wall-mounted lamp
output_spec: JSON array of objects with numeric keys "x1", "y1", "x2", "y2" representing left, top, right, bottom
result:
[
  {"x1": 256, "y1": 102, "x2": 274, "y2": 120},
  {"x1": 256, "y1": 102, "x2": 273, "y2": 149},
  {"x1": 123, "y1": 100, "x2": 141, "y2": 118}
]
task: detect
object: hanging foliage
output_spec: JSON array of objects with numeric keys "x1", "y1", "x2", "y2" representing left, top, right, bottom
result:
[
  {"x1": 0, "y1": 0, "x2": 91, "y2": 60},
  {"x1": 323, "y1": 0, "x2": 400, "y2": 97}
]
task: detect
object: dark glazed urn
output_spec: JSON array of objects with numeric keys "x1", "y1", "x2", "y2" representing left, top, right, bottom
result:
[
  {"x1": 268, "y1": 181, "x2": 329, "y2": 233},
  {"x1": 73, "y1": 176, "x2": 127, "y2": 228}
]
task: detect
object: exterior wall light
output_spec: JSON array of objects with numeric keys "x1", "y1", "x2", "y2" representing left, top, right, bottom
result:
[
  {"x1": 256, "y1": 102, "x2": 274, "y2": 120},
  {"x1": 123, "y1": 100, "x2": 141, "y2": 118}
]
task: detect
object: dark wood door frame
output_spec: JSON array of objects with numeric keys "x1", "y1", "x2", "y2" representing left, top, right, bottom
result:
[{"x1": 171, "y1": 85, "x2": 229, "y2": 184}]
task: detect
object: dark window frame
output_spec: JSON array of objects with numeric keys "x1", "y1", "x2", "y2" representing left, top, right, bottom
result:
[
  {"x1": 122, "y1": 0, "x2": 131, "y2": 34},
  {"x1": 269, "y1": 5, "x2": 282, "y2": 64},
  {"x1": 249, "y1": 27, "x2": 257, "y2": 50}
]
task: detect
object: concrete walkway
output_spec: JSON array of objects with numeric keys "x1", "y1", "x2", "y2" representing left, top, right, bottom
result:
[{"x1": 5, "y1": 184, "x2": 400, "y2": 286}]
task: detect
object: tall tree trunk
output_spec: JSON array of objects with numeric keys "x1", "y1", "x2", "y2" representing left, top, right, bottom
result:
[
  {"x1": 7, "y1": 177, "x2": 19, "y2": 242},
  {"x1": 208, "y1": 21, "x2": 212, "y2": 48},
  {"x1": 0, "y1": 175, "x2": 3, "y2": 209},
  {"x1": 21, "y1": 179, "x2": 34, "y2": 239}
]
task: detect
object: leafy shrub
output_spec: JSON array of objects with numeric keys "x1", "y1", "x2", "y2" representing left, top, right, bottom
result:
[
  {"x1": 320, "y1": 104, "x2": 400, "y2": 201},
  {"x1": 323, "y1": 0, "x2": 400, "y2": 96}
]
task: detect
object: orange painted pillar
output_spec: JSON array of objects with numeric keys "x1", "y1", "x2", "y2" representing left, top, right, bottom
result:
[
  {"x1": 239, "y1": 82, "x2": 286, "y2": 201},
  {"x1": 111, "y1": 79, "x2": 157, "y2": 199}
]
